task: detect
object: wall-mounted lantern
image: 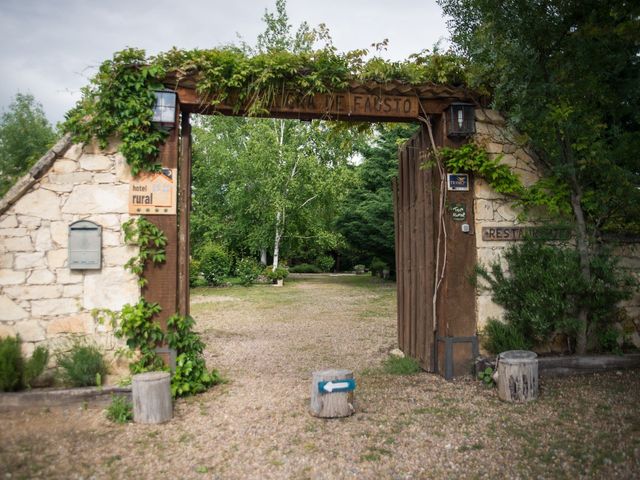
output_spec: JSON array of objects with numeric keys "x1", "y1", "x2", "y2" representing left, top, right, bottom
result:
[
  {"x1": 152, "y1": 90, "x2": 177, "y2": 130},
  {"x1": 447, "y1": 102, "x2": 475, "y2": 138}
]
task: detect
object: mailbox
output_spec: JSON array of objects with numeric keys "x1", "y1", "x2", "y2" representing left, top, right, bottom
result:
[{"x1": 68, "y1": 220, "x2": 102, "y2": 270}]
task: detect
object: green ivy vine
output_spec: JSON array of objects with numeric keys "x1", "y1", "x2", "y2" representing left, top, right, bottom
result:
[
  {"x1": 440, "y1": 143, "x2": 571, "y2": 217},
  {"x1": 64, "y1": 46, "x2": 468, "y2": 174},
  {"x1": 122, "y1": 217, "x2": 167, "y2": 286}
]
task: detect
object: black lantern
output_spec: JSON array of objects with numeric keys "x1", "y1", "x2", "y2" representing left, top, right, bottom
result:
[
  {"x1": 447, "y1": 102, "x2": 475, "y2": 137},
  {"x1": 152, "y1": 90, "x2": 177, "y2": 130}
]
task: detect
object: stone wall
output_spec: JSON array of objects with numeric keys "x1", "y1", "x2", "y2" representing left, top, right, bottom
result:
[
  {"x1": 0, "y1": 138, "x2": 139, "y2": 359},
  {"x1": 471, "y1": 108, "x2": 640, "y2": 347}
]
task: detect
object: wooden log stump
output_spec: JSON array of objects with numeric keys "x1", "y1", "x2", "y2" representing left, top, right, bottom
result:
[
  {"x1": 497, "y1": 350, "x2": 538, "y2": 403},
  {"x1": 310, "y1": 369, "x2": 355, "y2": 418},
  {"x1": 132, "y1": 371, "x2": 172, "y2": 424}
]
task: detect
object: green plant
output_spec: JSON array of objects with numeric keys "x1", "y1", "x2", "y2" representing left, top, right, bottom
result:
[
  {"x1": 0, "y1": 335, "x2": 24, "y2": 392},
  {"x1": 477, "y1": 366, "x2": 495, "y2": 387},
  {"x1": 315, "y1": 255, "x2": 335, "y2": 273},
  {"x1": 23, "y1": 345, "x2": 49, "y2": 388},
  {"x1": 198, "y1": 242, "x2": 232, "y2": 286},
  {"x1": 106, "y1": 395, "x2": 133, "y2": 423},
  {"x1": 235, "y1": 257, "x2": 262, "y2": 286},
  {"x1": 289, "y1": 263, "x2": 322, "y2": 273},
  {"x1": 481, "y1": 319, "x2": 531, "y2": 355},
  {"x1": 382, "y1": 356, "x2": 422, "y2": 375},
  {"x1": 57, "y1": 340, "x2": 108, "y2": 387},
  {"x1": 354, "y1": 264, "x2": 366, "y2": 275},
  {"x1": 370, "y1": 258, "x2": 388, "y2": 277},
  {"x1": 189, "y1": 258, "x2": 207, "y2": 287},
  {"x1": 123, "y1": 217, "x2": 168, "y2": 287},
  {"x1": 264, "y1": 265, "x2": 289, "y2": 282}
]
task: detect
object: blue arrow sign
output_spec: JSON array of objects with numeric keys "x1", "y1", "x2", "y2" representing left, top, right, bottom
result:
[{"x1": 318, "y1": 378, "x2": 356, "y2": 394}]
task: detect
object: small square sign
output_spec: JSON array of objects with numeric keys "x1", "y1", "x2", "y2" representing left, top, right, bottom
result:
[{"x1": 447, "y1": 173, "x2": 469, "y2": 191}]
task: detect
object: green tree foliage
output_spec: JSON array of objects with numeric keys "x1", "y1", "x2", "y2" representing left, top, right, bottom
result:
[
  {"x1": 336, "y1": 124, "x2": 417, "y2": 273},
  {"x1": 439, "y1": 0, "x2": 640, "y2": 353},
  {"x1": 0, "y1": 93, "x2": 55, "y2": 196}
]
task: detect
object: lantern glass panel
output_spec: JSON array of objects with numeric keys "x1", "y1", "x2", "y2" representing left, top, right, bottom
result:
[
  {"x1": 448, "y1": 103, "x2": 475, "y2": 137},
  {"x1": 152, "y1": 91, "x2": 177, "y2": 125}
]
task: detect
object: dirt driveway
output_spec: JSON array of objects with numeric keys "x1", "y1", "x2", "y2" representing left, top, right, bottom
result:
[{"x1": 1, "y1": 275, "x2": 639, "y2": 479}]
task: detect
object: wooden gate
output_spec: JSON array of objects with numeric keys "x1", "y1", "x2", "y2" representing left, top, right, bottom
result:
[{"x1": 393, "y1": 126, "x2": 437, "y2": 371}]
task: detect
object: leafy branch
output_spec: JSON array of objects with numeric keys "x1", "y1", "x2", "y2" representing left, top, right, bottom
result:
[{"x1": 123, "y1": 217, "x2": 167, "y2": 286}]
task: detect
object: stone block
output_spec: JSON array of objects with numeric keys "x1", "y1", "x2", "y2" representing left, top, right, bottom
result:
[
  {"x1": 16, "y1": 215, "x2": 41, "y2": 228},
  {"x1": 84, "y1": 137, "x2": 120, "y2": 155},
  {"x1": 0, "y1": 295, "x2": 29, "y2": 320},
  {"x1": 94, "y1": 173, "x2": 116, "y2": 183},
  {"x1": 15, "y1": 320, "x2": 46, "y2": 342},
  {"x1": 63, "y1": 143, "x2": 84, "y2": 161},
  {"x1": 15, "y1": 251, "x2": 45, "y2": 270},
  {"x1": 83, "y1": 268, "x2": 139, "y2": 311},
  {"x1": 56, "y1": 268, "x2": 83, "y2": 284},
  {"x1": 102, "y1": 230, "x2": 123, "y2": 246},
  {"x1": 503, "y1": 143, "x2": 517, "y2": 154},
  {"x1": 114, "y1": 154, "x2": 133, "y2": 182},
  {"x1": 103, "y1": 246, "x2": 137, "y2": 266},
  {"x1": 13, "y1": 188, "x2": 61, "y2": 220},
  {"x1": 474, "y1": 199, "x2": 495, "y2": 221},
  {"x1": 485, "y1": 142, "x2": 503, "y2": 154},
  {"x1": 0, "y1": 254, "x2": 13, "y2": 268},
  {"x1": 35, "y1": 228, "x2": 53, "y2": 251},
  {"x1": 495, "y1": 202, "x2": 519, "y2": 222},
  {"x1": 0, "y1": 216, "x2": 18, "y2": 228},
  {"x1": 52, "y1": 159, "x2": 78, "y2": 173},
  {"x1": 3, "y1": 236, "x2": 34, "y2": 252},
  {"x1": 31, "y1": 298, "x2": 79, "y2": 316},
  {"x1": 27, "y1": 269, "x2": 56, "y2": 284},
  {"x1": 499, "y1": 154, "x2": 518, "y2": 168},
  {"x1": 46, "y1": 313, "x2": 91, "y2": 335},
  {"x1": 40, "y1": 182, "x2": 74, "y2": 193},
  {"x1": 515, "y1": 168, "x2": 540, "y2": 187},
  {"x1": 476, "y1": 295, "x2": 505, "y2": 330},
  {"x1": 4, "y1": 285, "x2": 61, "y2": 300},
  {"x1": 0, "y1": 323, "x2": 16, "y2": 338},
  {"x1": 0, "y1": 270, "x2": 26, "y2": 285},
  {"x1": 91, "y1": 214, "x2": 121, "y2": 229},
  {"x1": 48, "y1": 172, "x2": 93, "y2": 185},
  {"x1": 79, "y1": 154, "x2": 112, "y2": 171},
  {"x1": 50, "y1": 221, "x2": 68, "y2": 247},
  {"x1": 0, "y1": 228, "x2": 28, "y2": 237},
  {"x1": 62, "y1": 284, "x2": 83, "y2": 298},
  {"x1": 21, "y1": 342, "x2": 35, "y2": 358},
  {"x1": 474, "y1": 178, "x2": 504, "y2": 200},
  {"x1": 62, "y1": 184, "x2": 129, "y2": 214},
  {"x1": 47, "y1": 249, "x2": 67, "y2": 269}
]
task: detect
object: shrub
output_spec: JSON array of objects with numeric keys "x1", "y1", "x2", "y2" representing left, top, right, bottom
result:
[
  {"x1": 264, "y1": 265, "x2": 289, "y2": 281},
  {"x1": 289, "y1": 263, "x2": 322, "y2": 273},
  {"x1": 315, "y1": 255, "x2": 335, "y2": 273},
  {"x1": 189, "y1": 258, "x2": 207, "y2": 287},
  {"x1": 57, "y1": 340, "x2": 108, "y2": 387},
  {"x1": 354, "y1": 264, "x2": 366, "y2": 275},
  {"x1": 198, "y1": 242, "x2": 232, "y2": 286},
  {"x1": 106, "y1": 395, "x2": 133, "y2": 423},
  {"x1": 235, "y1": 257, "x2": 262, "y2": 286},
  {"x1": 370, "y1": 258, "x2": 388, "y2": 277},
  {"x1": 0, "y1": 336, "x2": 24, "y2": 392},
  {"x1": 23, "y1": 345, "x2": 49, "y2": 388},
  {"x1": 482, "y1": 318, "x2": 531, "y2": 355},
  {"x1": 382, "y1": 356, "x2": 422, "y2": 375}
]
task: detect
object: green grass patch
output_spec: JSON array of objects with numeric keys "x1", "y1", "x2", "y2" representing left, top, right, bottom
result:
[{"x1": 382, "y1": 356, "x2": 422, "y2": 375}]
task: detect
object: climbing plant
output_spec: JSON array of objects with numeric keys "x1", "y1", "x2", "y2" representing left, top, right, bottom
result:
[
  {"x1": 64, "y1": 44, "x2": 467, "y2": 175},
  {"x1": 122, "y1": 217, "x2": 167, "y2": 286}
]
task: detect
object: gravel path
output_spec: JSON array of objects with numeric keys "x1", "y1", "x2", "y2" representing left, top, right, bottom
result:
[{"x1": 1, "y1": 275, "x2": 639, "y2": 479}]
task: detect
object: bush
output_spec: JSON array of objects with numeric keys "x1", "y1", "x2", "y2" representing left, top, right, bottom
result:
[
  {"x1": 315, "y1": 255, "x2": 335, "y2": 273},
  {"x1": 382, "y1": 356, "x2": 422, "y2": 375},
  {"x1": 106, "y1": 395, "x2": 133, "y2": 423},
  {"x1": 354, "y1": 264, "x2": 366, "y2": 275},
  {"x1": 198, "y1": 242, "x2": 232, "y2": 286},
  {"x1": 0, "y1": 336, "x2": 24, "y2": 392},
  {"x1": 235, "y1": 257, "x2": 262, "y2": 286},
  {"x1": 289, "y1": 263, "x2": 322, "y2": 273},
  {"x1": 57, "y1": 340, "x2": 108, "y2": 387},
  {"x1": 264, "y1": 265, "x2": 289, "y2": 281},
  {"x1": 482, "y1": 318, "x2": 531, "y2": 355},
  {"x1": 23, "y1": 345, "x2": 49, "y2": 388},
  {"x1": 189, "y1": 258, "x2": 207, "y2": 287},
  {"x1": 370, "y1": 258, "x2": 388, "y2": 277}
]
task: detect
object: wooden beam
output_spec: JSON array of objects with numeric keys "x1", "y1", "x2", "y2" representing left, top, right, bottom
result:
[
  {"x1": 177, "y1": 112, "x2": 192, "y2": 317},
  {"x1": 177, "y1": 87, "x2": 453, "y2": 121}
]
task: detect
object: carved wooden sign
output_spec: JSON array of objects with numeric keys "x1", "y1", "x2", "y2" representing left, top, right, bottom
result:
[{"x1": 482, "y1": 226, "x2": 572, "y2": 241}]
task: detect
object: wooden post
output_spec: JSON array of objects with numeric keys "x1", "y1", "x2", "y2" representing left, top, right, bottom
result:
[
  {"x1": 497, "y1": 350, "x2": 538, "y2": 402},
  {"x1": 132, "y1": 371, "x2": 172, "y2": 423},
  {"x1": 177, "y1": 111, "x2": 192, "y2": 317},
  {"x1": 310, "y1": 369, "x2": 355, "y2": 418}
]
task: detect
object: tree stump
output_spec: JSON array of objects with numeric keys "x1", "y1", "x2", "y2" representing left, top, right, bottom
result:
[
  {"x1": 310, "y1": 369, "x2": 355, "y2": 418},
  {"x1": 497, "y1": 350, "x2": 538, "y2": 402},
  {"x1": 132, "y1": 371, "x2": 172, "y2": 424}
]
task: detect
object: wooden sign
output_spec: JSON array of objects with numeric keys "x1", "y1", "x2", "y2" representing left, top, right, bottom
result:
[
  {"x1": 482, "y1": 226, "x2": 572, "y2": 241},
  {"x1": 129, "y1": 168, "x2": 177, "y2": 215},
  {"x1": 449, "y1": 203, "x2": 466, "y2": 221}
]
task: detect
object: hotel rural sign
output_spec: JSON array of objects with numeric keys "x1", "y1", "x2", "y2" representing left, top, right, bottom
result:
[{"x1": 128, "y1": 168, "x2": 177, "y2": 215}]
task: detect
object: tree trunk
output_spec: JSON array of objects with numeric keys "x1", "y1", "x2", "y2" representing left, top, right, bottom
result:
[
  {"x1": 273, "y1": 210, "x2": 283, "y2": 270},
  {"x1": 570, "y1": 188, "x2": 591, "y2": 355},
  {"x1": 132, "y1": 372, "x2": 172, "y2": 424},
  {"x1": 260, "y1": 249, "x2": 267, "y2": 265}
]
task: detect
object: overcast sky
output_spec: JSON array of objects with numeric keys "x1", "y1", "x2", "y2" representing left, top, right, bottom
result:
[{"x1": 0, "y1": 0, "x2": 450, "y2": 124}]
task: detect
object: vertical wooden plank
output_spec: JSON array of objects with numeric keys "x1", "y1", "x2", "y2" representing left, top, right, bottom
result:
[
  {"x1": 408, "y1": 136, "x2": 418, "y2": 359},
  {"x1": 421, "y1": 127, "x2": 436, "y2": 372},
  {"x1": 397, "y1": 146, "x2": 406, "y2": 352},
  {"x1": 401, "y1": 146, "x2": 411, "y2": 352},
  {"x1": 392, "y1": 176, "x2": 403, "y2": 352},
  {"x1": 178, "y1": 112, "x2": 192, "y2": 317},
  {"x1": 414, "y1": 131, "x2": 427, "y2": 367},
  {"x1": 142, "y1": 104, "x2": 180, "y2": 333}
]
